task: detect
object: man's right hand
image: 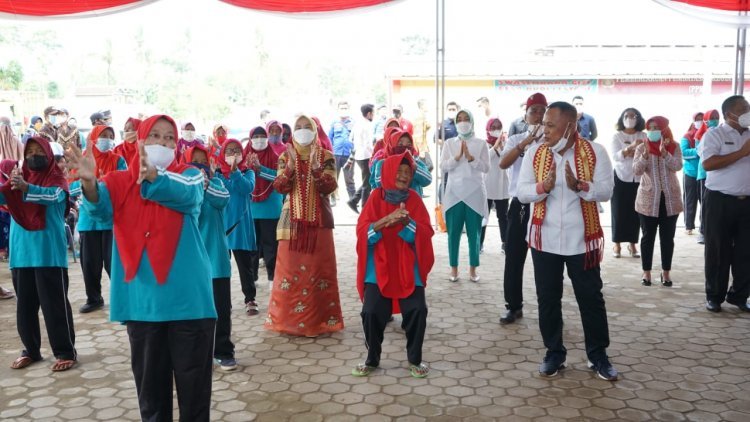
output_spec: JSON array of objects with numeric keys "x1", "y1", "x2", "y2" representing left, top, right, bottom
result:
[{"x1": 543, "y1": 161, "x2": 556, "y2": 193}]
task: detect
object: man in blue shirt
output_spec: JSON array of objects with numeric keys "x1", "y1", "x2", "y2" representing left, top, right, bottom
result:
[
  {"x1": 329, "y1": 101, "x2": 355, "y2": 206},
  {"x1": 572, "y1": 96, "x2": 598, "y2": 141}
]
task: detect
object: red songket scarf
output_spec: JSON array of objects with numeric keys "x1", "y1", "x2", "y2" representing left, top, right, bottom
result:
[
  {"x1": 217, "y1": 139, "x2": 248, "y2": 176},
  {"x1": 265, "y1": 120, "x2": 286, "y2": 156},
  {"x1": 485, "y1": 118, "x2": 502, "y2": 147},
  {"x1": 683, "y1": 112, "x2": 702, "y2": 148},
  {"x1": 87, "y1": 125, "x2": 123, "y2": 178},
  {"x1": 101, "y1": 115, "x2": 191, "y2": 284},
  {"x1": 245, "y1": 126, "x2": 278, "y2": 203},
  {"x1": 114, "y1": 117, "x2": 141, "y2": 167},
  {"x1": 695, "y1": 109, "x2": 719, "y2": 142},
  {"x1": 646, "y1": 116, "x2": 677, "y2": 156},
  {"x1": 355, "y1": 152, "x2": 435, "y2": 313},
  {"x1": 0, "y1": 136, "x2": 69, "y2": 231},
  {"x1": 288, "y1": 116, "x2": 326, "y2": 253},
  {"x1": 530, "y1": 136, "x2": 603, "y2": 269}
]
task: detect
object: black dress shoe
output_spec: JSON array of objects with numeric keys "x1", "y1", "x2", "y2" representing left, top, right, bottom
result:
[
  {"x1": 705, "y1": 300, "x2": 721, "y2": 313},
  {"x1": 499, "y1": 309, "x2": 522, "y2": 325},
  {"x1": 726, "y1": 296, "x2": 750, "y2": 312},
  {"x1": 80, "y1": 300, "x2": 104, "y2": 314},
  {"x1": 641, "y1": 278, "x2": 652, "y2": 286},
  {"x1": 346, "y1": 198, "x2": 360, "y2": 214}
]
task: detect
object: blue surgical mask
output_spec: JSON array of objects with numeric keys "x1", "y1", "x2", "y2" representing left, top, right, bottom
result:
[
  {"x1": 95, "y1": 138, "x2": 114, "y2": 152},
  {"x1": 269, "y1": 134, "x2": 282, "y2": 143},
  {"x1": 707, "y1": 119, "x2": 719, "y2": 128},
  {"x1": 646, "y1": 130, "x2": 662, "y2": 142}
]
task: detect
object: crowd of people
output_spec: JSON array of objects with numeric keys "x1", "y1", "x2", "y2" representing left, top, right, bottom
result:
[{"x1": 0, "y1": 92, "x2": 749, "y2": 420}]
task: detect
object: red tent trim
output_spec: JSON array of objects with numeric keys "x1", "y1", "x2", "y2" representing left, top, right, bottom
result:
[
  {"x1": 219, "y1": 0, "x2": 393, "y2": 13},
  {"x1": 673, "y1": 0, "x2": 750, "y2": 12},
  {"x1": 0, "y1": 0, "x2": 158, "y2": 18}
]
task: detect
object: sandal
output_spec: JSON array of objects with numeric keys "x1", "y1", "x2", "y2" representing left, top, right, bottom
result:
[
  {"x1": 352, "y1": 363, "x2": 376, "y2": 377},
  {"x1": 448, "y1": 275, "x2": 459, "y2": 283},
  {"x1": 612, "y1": 245, "x2": 621, "y2": 258},
  {"x1": 469, "y1": 274, "x2": 480, "y2": 283},
  {"x1": 641, "y1": 278, "x2": 652, "y2": 287},
  {"x1": 627, "y1": 244, "x2": 640, "y2": 258},
  {"x1": 51, "y1": 359, "x2": 76, "y2": 372},
  {"x1": 409, "y1": 363, "x2": 429, "y2": 378},
  {"x1": 0, "y1": 286, "x2": 14, "y2": 300},
  {"x1": 10, "y1": 355, "x2": 39, "y2": 369}
]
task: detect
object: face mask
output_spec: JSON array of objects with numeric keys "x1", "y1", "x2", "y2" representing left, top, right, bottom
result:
[
  {"x1": 447, "y1": 111, "x2": 457, "y2": 120},
  {"x1": 123, "y1": 131, "x2": 137, "y2": 143},
  {"x1": 736, "y1": 111, "x2": 750, "y2": 128},
  {"x1": 707, "y1": 119, "x2": 720, "y2": 128},
  {"x1": 384, "y1": 189, "x2": 410, "y2": 205},
  {"x1": 33, "y1": 122, "x2": 43, "y2": 131},
  {"x1": 623, "y1": 118, "x2": 636, "y2": 129},
  {"x1": 269, "y1": 134, "x2": 282, "y2": 144},
  {"x1": 489, "y1": 130, "x2": 502, "y2": 138},
  {"x1": 191, "y1": 162, "x2": 211, "y2": 175},
  {"x1": 251, "y1": 137, "x2": 268, "y2": 150},
  {"x1": 48, "y1": 115, "x2": 58, "y2": 126},
  {"x1": 182, "y1": 130, "x2": 196, "y2": 141},
  {"x1": 225, "y1": 156, "x2": 237, "y2": 166},
  {"x1": 215, "y1": 134, "x2": 227, "y2": 145},
  {"x1": 646, "y1": 130, "x2": 662, "y2": 142},
  {"x1": 144, "y1": 144, "x2": 175, "y2": 168},
  {"x1": 294, "y1": 129, "x2": 315, "y2": 146},
  {"x1": 392, "y1": 145, "x2": 413, "y2": 155},
  {"x1": 550, "y1": 124, "x2": 572, "y2": 154},
  {"x1": 26, "y1": 155, "x2": 48, "y2": 171},
  {"x1": 456, "y1": 121, "x2": 472, "y2": 136},
  {"x1": 693, "y1": 121, "x2": 703, "y2": 130},
  {"x1": 96, "y1": 138, "x2": 114, "y2": 152}
]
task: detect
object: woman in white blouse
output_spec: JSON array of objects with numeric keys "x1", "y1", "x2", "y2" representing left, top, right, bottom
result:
[
  {"x1": 440, "y1": 109, "x2": 490, "y2": 282},
  {"x1": 480, "y1": 118, "x2": 510, "y2": 254},
  {"x1": 610, "y1": 108, "x2": 645, "y2": 259}
]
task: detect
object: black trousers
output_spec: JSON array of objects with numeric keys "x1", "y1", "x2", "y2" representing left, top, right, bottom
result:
[
  {"x1": 699, "y1": 179, "x2": 707, "y2": 236},
  {"x1": 361, "y1": 284, "x2": 427, "y2": 367},
  {"x1": 684, "y1": 174, "x2": 701, "y2": 231},
  {"x1": 12, "y1": 267, "x2": 76, "y2": 361},
  {"x1": 351, "y1": 159, "x2": 372, "y2": 206},
  {"x1": 503, "y1": 198, "x2": 530, "y2": 311},
  {"x1": 79, "y1": 230, "x2": 112, "y2": 304},
  {"x1": 531, "y1": 249, "x2": 610, "y2": 363},
  {"x1": 334, "y1": 154, "x2": 356, "y2": 200},
  {"x1": 638, "y1": 196, "x2": 678, "y2": 271},
  {"x1": 212, "y1": 278, "x2": 234, "y2": 360},
  {"x1": 232, "y1": 249, "x2": 257, "y2": 303},
  {"x1": 611, "y1": 172, "x2": 640, "y2": 243},
  {"x1": 250, "y1": 219, "x2": 279, "y2": 281},
  {"x1": 480, "y1": 198, "x2": 509, "y2": 248},
  {"x1": 127, "y1": 319, "x2": 215, "y2": 422},
  {"x1": 704, "y1": 189, "x2": 750, "y2": 304}
]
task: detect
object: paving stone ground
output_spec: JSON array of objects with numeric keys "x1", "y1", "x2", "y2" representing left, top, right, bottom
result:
[{"x1": 1, "y1": 189, "x2": 749, "y2": 421}]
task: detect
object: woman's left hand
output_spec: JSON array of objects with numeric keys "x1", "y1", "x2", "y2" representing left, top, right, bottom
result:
[
  {"x1": 9, "y1": 167, "x2": 28, "y2": 192},
  {"x1": 310, "y1": 143, "x2": 320, "y2": 170}
]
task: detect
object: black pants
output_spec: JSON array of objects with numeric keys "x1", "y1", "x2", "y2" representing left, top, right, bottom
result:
[
  {"x1": 12, "y1": 267, "x2": 76, "y2": 361},
  {"x1": 250, "y1": 219, "x2": 279, "y2": 281},
  {"x1": 127, "y1": 319, "x2": 215, "y2": 422},
  {"x1": 638, "y1": 196, "x2": 678, "y2": 271},
  {"x1": 684, "y1": 174, "x2": 701, "y2": 231},
  {"x1": 704, "y1": 189, "x2": 750, "y2": 304},
  {"x1": 232, "y1": 249, "x2": 257, "y2": 303},
  {"x1": 334, "y1": 154, "x2": 356, "y2": 200},
  {"x1": 351, "y1": 159, "x2": 372, "y2": 206},
  {"x1": 699, "y1": 179, "x2": 707, "y2": 236},
  {"x1": 79, "y1": 230, "x2": 112, "y2": 304},
  {"x1": 212, "y1": 278, "x2": 234, "y2": 360},
  {"x1": 531, "y1": 249, "x2": 610, "y2": 363},
  {"x1": 503, "y1": 198, "x2": 530, "y2": 311},
  {"x1": 361, "y1": 284, "x2": 427, "y2": 367},
  {"x1": 480, "y1": 199, "x2": 509, "y2": 249},
  {"x1": 611, "y1": 172, "x2": 640, "y2": 243}
]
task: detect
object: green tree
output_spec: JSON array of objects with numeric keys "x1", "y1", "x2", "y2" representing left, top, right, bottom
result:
[
  {"x1": 0, "y1": 60, "x2": 24, "y2": 89},
  {"x1": 47, "y1": 81, "x2": 61, "y2": 98}
]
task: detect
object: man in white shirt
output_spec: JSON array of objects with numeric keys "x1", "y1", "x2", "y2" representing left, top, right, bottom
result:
[
  {"x1": 701, "y1": 95, "x2": 750, "y2": 313},
  {"x1": 497, "y1": 92, "x2": 547, "y2": 324},
  {"x1": 517, "y1": 101, "x2": 617, "y2": 381},
  {"x1": 347, "y1": 103, "x2": 375, "y2": 214}
]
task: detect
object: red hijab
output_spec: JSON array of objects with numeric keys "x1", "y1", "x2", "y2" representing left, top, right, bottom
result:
[
  {"x1": 370, "y1": 126, "x2": 401, "y2": 166},
  {"x1": 101, "y1": 115, "x2": 191, "y2": 284},
  {"x1": 646, "y1": 116, "x2": 676, "y2": 156},
  {"x1": 265, "y1": 120, "x2": 286, "y2": 155},
  {"x1": 311, "y1": 117, "x2": 333, "y2": 151},
  {"x1": 217, "y1": 138, "x2": 247, "y2": 176},
  {"x1": 695, "y1": 109, "x2": 719, "y2": 142},
  {"x1": 683, "y1": 112, "x2": 702, "y2": 148},
  {"x1": 0, "y1": 137, "x2": 69, "y2": 231},
  {"x1": 183, "y1": 144, "x2": 212, "y2": 176},
  {"x1": 356, "y1": 152, "x2": 434, "y2": 313},
  {"x1": 485, "y1": 117, "x2": 503, "y2": 146},
  {"x1": 88, "y1": 125, "x2": 123, "y2": 177},
  {"x1": 245, "y1": 126, "x2": 279, "y2": 202},
  {"x1": 114, "y1": 117, "x2": 141, "y2": 166},
  {"x1": 0, "y1": 159, "x2": 16, "y2": 213}
]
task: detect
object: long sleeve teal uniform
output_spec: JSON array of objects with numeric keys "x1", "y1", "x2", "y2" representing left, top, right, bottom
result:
[
  {"x1": 200, "y1": 177, "x2": 231, "y2": 279},
  {"x1": 249, "y1": 164, "x2": 283, "y2": 219},
  {"x1": 370, "y1": 158, "x2": 432, "y2": 197},
  {"x1": 218, "y1": 169, "x2": 256, "y2": 251}
]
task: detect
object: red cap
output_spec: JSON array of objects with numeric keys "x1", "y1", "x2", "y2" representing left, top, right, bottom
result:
[{"x1": 526, "y1": 93, "x2": 548, "y2": 109}]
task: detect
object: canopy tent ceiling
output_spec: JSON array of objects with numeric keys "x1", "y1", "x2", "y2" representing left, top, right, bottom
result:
[{"x1": 0, "y1": 0, "x2": 394, "y2": 17}]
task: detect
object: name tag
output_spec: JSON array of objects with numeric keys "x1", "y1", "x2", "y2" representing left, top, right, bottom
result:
[{"x1": 725, "y1": 141, "x2": 735, "y2": 145}]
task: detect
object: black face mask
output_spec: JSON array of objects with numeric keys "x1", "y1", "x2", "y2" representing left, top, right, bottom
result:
[
  {"x1": 26, "y1": 155, "x2": 48, "y2": 171},
  {"x1": 392, "y1": 146, "x2": 412, "y2": 155},
  {"x1": 191, "y1": 162, "x2": 211, "y2": 175}
]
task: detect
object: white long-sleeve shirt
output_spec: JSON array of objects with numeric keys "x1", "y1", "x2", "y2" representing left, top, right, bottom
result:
[
  {"x1": 611, "y1": 131, "x2": 645, "y2": 183},
  {"x1": 517, "y1": 141, "x2": 613, "y2": 256},
  {"x1": 350, "y1": 118, "x2": 374, "y2": 161},
  {"x1": 440, "y1": 136, "x2": 490, "y2": 220},
  {"x1": 500, "y1": 130, "x2": 544, "y2": 198}
]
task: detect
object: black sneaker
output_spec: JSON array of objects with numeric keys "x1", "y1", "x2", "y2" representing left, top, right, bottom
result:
[
  {"x1": 539, "y1": 355, "x2": 565, "y2": 377},
  {"x1": 726, "y1": 296, "x2": 750, "y2": 312},
  {"x1": 79, "y1": 300, "x2": 104, "y2": 313},
  {"x1": 588, "y1": 359, "x2": 618, "y2": 381},
  {"x1": 499, "y1": 309, "x2": 523, "y2": 325},
  {"x1": 706, "y1": 300, "x2": 722, "y2": 313}
]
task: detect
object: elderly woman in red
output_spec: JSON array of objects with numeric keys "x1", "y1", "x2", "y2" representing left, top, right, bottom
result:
[
  {"x1": 354, "y1": 151, "x2": 434, "y2": 378},
  {"x1": 264, "y1": 115, "x2": 344, "y2": 337}
]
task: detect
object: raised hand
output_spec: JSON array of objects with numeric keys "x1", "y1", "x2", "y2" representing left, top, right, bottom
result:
[
  {"x1": 543, "y1": 160, "x2": 556, "y2": 193},
  {"x1": 65, "y1": 141, "x2": 96, "y2": 182},
  {"x1": 9, "y1": 167, "x2": 28, "y2": 192},
  {"x1": 660, "y1": 138, "x2": 670, "y2": 157},
  {"x1": 310, "y1": 143, "x2": 320, "y2": 170},
  {"x1": 202, "y1": 169, "x2": 210, "y2": 190},
  {"x1": 247, "y1": 153, "x2": 260, "y2": 169},
  {"x1": 564, "y1": 161, "x2": 578, "y2": 191},
  {"x1": 137, "y1": 142, "x2": 157, "y2": 185},
  {"x1": 285, "y1": 143, "x2": 297, "y2": 172}
]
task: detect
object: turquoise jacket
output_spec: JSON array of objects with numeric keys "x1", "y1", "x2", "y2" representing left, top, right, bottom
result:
[
  {"x1": 70, "y1": 156, "x2": 127, "y2": 231},
  {"x1": 370, "y1": 158, "x2": 432, "y2": 197},
  {"x1": 218, "y1": 169, "x2": 256, "y2": 251},
  {"x1": 364, "y1": 220, "x2": 422, "y2": 287},
  {"x1": 249, "y1": 164, "x2": 283, "y2": 220},
  {"x1": 82, "y1": 167, "x2": 216, "y2": 322},
  {"x1": 200, "y1": 176, "x2": 232, "y2": 279},
  {"x1": 0, "y1": 185, "x2": 68, "y2": 269},
  {"x1": 680, "y1": 137, "x2": 699, "y2": 179}
]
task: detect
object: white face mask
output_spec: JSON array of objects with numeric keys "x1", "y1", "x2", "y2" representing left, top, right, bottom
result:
[
  {"x1": 489, "y1": 130, "x2": 502, "y2": 138},
  {"x1": 693, "y1": 121, "x2": 702, "y2": 130},
  {"x1": 225, "y1": 155, "x2": 238, "y2": 166},
  {"x1": 144, "y1": 144, "x2": 175, "y2": 169},
  {"x1": 251, "y1": 137, "x2": 268, "y2": 150},
  {"x1": 95, "y1": 138, "x2": 114, "y2": 152},
  {"x1": 447, "y1": 111, "x2": 457, "y2": 120},
  {"x1": 456, "y1": 121, "x2": 472, "y2": 135},
  {"x1": 294, "y1": 129, "x2": 315, "y2": 146},
  {"x1": 737, "y1": 111, "x2": 750, "y2": 128},
  {"x1": 623, "y1": 117, "x2": 637, "y2": 129},
  {"x1": 549, "y1": 124, "x2": 572, "y2": 154},
  {"x1": 181, "y1": 130, "x2": 196, "y2": 141}
]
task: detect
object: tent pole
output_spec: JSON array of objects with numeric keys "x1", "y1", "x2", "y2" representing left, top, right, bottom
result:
[
  {"x1": 739, "y1": 27, "x2": 746, "y2": 95},
  {"x1": 434, "y1": 0, "x2": 445, "y2": 218}
]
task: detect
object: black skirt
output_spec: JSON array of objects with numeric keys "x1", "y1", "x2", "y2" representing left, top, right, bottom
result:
[{"x1": 611, "y1": 171, "x2": 640, "y2": 243}]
